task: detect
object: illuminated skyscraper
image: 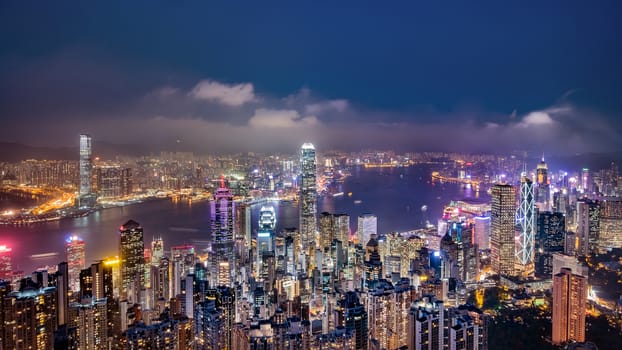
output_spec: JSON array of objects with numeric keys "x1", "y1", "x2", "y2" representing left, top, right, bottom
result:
[
  {"x1": 535, "y1": 212, "x2": 565, "y2": 277},
  {"x1": 490, "y1": 183, "x2": 516, "y2": 276},
  {"x1": 536, "y1": 157, "x2": 550, "y2": 210},
  {"x1": 516, "y1": 172, "x2": 536, "y2": 276},
  {"x1": 552, "y1": 267, "x2": 587, "y2": 345},
  {"x1": 66, "y1": 235, "x2": 86, "y2": 292},
  {"x1": 597, "y1": 197, "x2": 622, "y2": 251},
  {"x1": 337, "y1": 291, "x2": 368, "y2": 350},
  {"x1": 576, "y1": 199, "x2": 599, "y2": 256},
  {"x1": 0, "y1": 244, "x2": 12, "y2": 280},
  {"x1": 119, "y1": 220, "x2": 145, "y2": 302},
  {"x1": 299, "y1": 143, "x2": 317, "y2": 256},
  {"x1": 319, "y1": 212, "x2": 350, "y2": 250},
  {"x1": 79, "y1": 134, "x2": 96, "y2": 207},
  {"x1": 210, "y1": 176, "x2": 235, "y2": 287},
  {"x1": 357, "y1": 214, "x2": 377, "y2": 245}
]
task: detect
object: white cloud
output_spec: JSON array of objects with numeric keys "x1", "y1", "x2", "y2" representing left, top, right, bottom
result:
[
  {"x1": 518, "y1": 111, "x2": 554, "y2": 127},
  {"x1": 189, "y1": 80, "x2": 256, "y2": 106},
  {"x1": 304, "y1": 99, "x2": 349, "y2": 114},
  {"x1": 248, "y1": 108, "x2": 319, "y2": 128}
]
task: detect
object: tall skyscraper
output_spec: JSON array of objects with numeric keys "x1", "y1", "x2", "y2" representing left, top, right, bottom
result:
[
  {"x1": 299, "y1": 143, "x2": 318, "y2": 256},
  {"x1": 357, "y1": 213, "x2": 377, "y2": 245},
  {"x1": 79, "y1": 134, "x2": 96, "y2": 207},
  {"x1": 576, "y1": 199, "x2": 599, "y2": 256},
  {"x1": 552, "y1": 267, "x2": 587, "y2": 345},
  {"x1": 490, "y1": 183, "x2": 516, "y2": 276},
  {"x1": 210, "y1": 176, "x2": 235, "y2": 287},
  {"x1": 536, "y1": 157, "x2": 550, "y2": 210},
  {"x1": 597, "y1": 197, "x2": 622, "y2": 251},
  {"x1": 66, "y1": 235, "x2": 86, "y2": 292},
  {"x1": 0, "y1": 244, "x2": 12, "y2": 280},
  {"x1": 516, "y1": 173, "x2": 536, "y2": 276},
  {"x1": 119, "y1": 220, "x2": 145, "y2": 302},
  {"x1": 535, "y1": 212, "x2": 566, "y2": 277},
  {"x1": 338, "y1": 291, "x2": 368, "y2": 350}
]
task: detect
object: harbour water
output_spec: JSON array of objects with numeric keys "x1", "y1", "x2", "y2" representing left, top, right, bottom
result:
[{"x1": 0, "y1": 165, "x2": 488, "y2": 274}]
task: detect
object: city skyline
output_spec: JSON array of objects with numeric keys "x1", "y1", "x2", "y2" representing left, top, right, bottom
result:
[
  {"x1": 1, "y1": 2, "x2": 622, "y2": 155},
  {"x1": 1, "y1": 2, "x2": 621, "y2": 349}
]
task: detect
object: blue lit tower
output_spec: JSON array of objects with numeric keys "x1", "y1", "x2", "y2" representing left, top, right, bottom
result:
[
  {"x1": 516, "y1": 168, "x2": 536, "y2": 276},
  {"x1": 299, "y1": 143, "x2": 317, "y2": 257},
  {"x1": 210, "y1": 176, "x2": 235, "y2": 287}
]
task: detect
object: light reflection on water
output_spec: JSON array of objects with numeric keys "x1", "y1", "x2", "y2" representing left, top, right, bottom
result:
[{"x1": 0, "y1": 165, "x2": 488, "y2": 274}]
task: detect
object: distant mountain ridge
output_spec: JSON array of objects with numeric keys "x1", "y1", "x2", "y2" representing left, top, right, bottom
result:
[
  {"x1": 0, "y1": 141, "x2": 621, "y2": 170},
  {"x1": 0, "y1": 142, "x2": 152, "y2": 162}
]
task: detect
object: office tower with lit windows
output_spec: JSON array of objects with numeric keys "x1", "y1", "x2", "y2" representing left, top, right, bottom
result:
[
  {"x1": 0, "y1": 244, "x2": 12, "y2": 279},
  {"x1": 79, "y1": 134, "x2": 96, "y2": 207},
  {"x1": 490, "y1": 183, "x2": 516, "y2": 276},
  {"x1": 535, "y1": 212, "x2": 566, "y2": 277},
  {"x1": 94, "y1": 165, "x2": 132, "y2": 199},
  {"x1": 337, "y1": 291, "x2": 368, "y2": 350},
  {"x1": 576, "y1": 199, "x2": 600, "y2": 256},
  {"x1": 552, "y1": 267, "x2": 587, "y2": 345},
  {"x1": 66, "y1": 235, "x2": 86, "y2": 292},
  {"x1": 516, "y1": 173, "x2": 536, "y2": 276},
  {"x1": 119, "y1": 220, "x2": 145, "y2": 302},
  {"x1": 300, "y1": 143, "x2": 318, "y2": 257},
  {"x1": 536, "y1": 157, "x2": 550, "y2": 210},
  {"x1": 597, "y1": 197, "x2": 622, "y2": 251},
  {"x1": 319, "y1": 212, "x2": 350, "y2": 250},
  {"x1": 357, "y1": 213, "x2": 377, "y2": 245},
  {"x1": 52, "y1": 261, "x2": 70, "y2": 327},
  {"x1": 211, "y1": 177, "x2": 235, "y2": 287}
]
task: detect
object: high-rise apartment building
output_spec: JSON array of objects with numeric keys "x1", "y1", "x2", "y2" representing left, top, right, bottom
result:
[
  {"x1": 119, "y1": 220, "x2": 145, "y2": 302},
  {"x1": 69, "y1": 298, "x2": 108, "y2": 350},
  {"x1": 552, "y1": 268, "x2": 587, "y2": 345},
  {"x1": 407, "y1": 296, "x2": 488, "y2": 350},
  {"x1": 2, "y1": 286, "x2": 58, "y2": 350},
  {"x1": 300, "y1": 143, "x2": 318, "y2": 256},
  {"x1": 490, "y1": 183, "x2": 516, "y2": 276}
]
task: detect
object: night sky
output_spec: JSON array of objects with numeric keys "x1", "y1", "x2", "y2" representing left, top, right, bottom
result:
[{"x1": 1, "y1": 1, "x2": 621, "y2": 154}]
